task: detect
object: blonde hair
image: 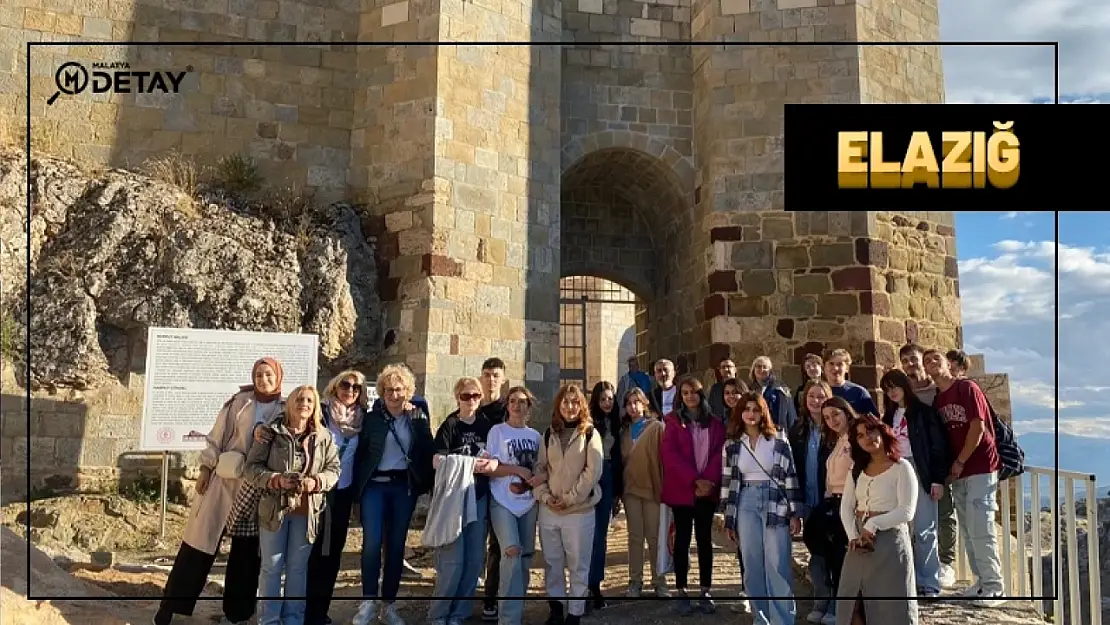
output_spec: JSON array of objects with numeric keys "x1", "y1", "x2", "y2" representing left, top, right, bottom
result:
[
  {"x1": 377, "y1": 363, "x2": 416, "y2": 400},
  {"x1": 284, "y1": 385, "x2": 324, "y2": 432},
  {"x1": 825, "y1": 348, "x2": 852, "y2": 366},
  {"x1": 453, "y1": 376, "x2": 482, "y2": 397},
  {"x1": 323, "y1": 370, "x2": 370, "y2": 410}
]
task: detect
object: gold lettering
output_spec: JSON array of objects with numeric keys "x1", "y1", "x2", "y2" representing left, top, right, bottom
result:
[
  {"x1": 972, "y1": 131, "x2": 987, "y2": 188},
  {"x1": 987, "y1": 121, "x2": 1020, "y2": 189},
  {"x1": 837, "y1": 131, "x2": 869, "y2": 188},
  {"x1": 901, "y1": 131, "x2": 940, "y2": 188},
  {"x1": 941, "y1": 131, "x2": 971, "y2": 188},
  {"x1": 869, "y1": 131, "x2": 901, "y2": 188}
]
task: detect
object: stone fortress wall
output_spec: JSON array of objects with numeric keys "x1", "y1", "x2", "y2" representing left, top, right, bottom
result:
[{"x1": 1, "y1": 0, "x2": 1019, "y2": 500}]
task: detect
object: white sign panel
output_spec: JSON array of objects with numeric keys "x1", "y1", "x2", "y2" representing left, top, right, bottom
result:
[{"x1": 140, "y1": 327, "x2": 319, "y2": 451}]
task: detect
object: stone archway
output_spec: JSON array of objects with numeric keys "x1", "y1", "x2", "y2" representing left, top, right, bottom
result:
[{"x1": 559, "y1": 133, "x2": 695, "y2": 370}]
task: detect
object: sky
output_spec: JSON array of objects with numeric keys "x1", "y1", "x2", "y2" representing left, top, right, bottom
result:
[
  {"x1": 954, "y1": 212, "x2": 1109, "y2": 482},
  {"x1": 937, "y1": 1, "x2": 1106, "y2": 482},
  {"x1": 939, "y1": 0, "x2": 1109, "y2": 103}
]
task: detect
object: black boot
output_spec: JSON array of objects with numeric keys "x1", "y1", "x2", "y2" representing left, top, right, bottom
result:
[
  {"x1": 589, "y1": 585, "x2": 609, "y2": 611},
  {"x1": 565, "y1": 615, "x2": 581, "y2": 625},
  {"x1": 545, "y1": 600, "x2": 565, "y2": 625}
]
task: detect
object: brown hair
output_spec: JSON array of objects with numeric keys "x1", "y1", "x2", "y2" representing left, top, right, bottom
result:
[
  {"x1": 820, "y1": 396, "x2": 858, "y2": 444},
  {"x1": 727, "y1": 391, "x2": 777, "y2": 440},
  {"x1": 848, "y1": 412, "x2": 902, "y2": 472},
  {"x1": 621, "y1": 387, "x2": 657, "y2": 427},
  {"x1": 551, "y1": 384, "x2": 592, "y2": 435}
]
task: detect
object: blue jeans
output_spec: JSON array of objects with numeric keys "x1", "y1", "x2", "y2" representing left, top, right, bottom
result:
[
  {"x1": 911, "y1": 482, "x2": 942, "y2": 593},
  {"x1": 588, "y1": 462, "x2": 614, "y2": 588},
  {"x1": 807, "y1": 553, "x2": 834, "y2": 617},
  {"x1": 360, "y1": 479, "x2": 418, "y2": 601},
  {"x1": 737, "y1": 483, "x2": 795, "y2": 625},
  {"x1": 951, "y1": 471, "x2": 1004, "y2": 594},
  {"x1": 490, "y1": 500, "x2": 538, "y2": 625},
  {"x1": 258, "y1": 514, "x2": 313, "y2": 625},
  {"x1": 429, "y1": 495, "x2": 489, "y2": 621}
]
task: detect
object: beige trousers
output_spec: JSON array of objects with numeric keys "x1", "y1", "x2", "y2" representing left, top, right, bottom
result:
[{"x1": 623, "y1": 494, "x2": 664, "y2": 587}]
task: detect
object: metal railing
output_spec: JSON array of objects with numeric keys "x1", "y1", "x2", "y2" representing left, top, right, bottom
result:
[{"x1": 953, "y1": 465, "x2": 1102, "y2": 625}]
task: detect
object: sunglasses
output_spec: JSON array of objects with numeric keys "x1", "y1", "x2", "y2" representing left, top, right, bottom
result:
[
  {"x1": 338, "y1": 381, "x2": 363, "y2": 392},
  {"x1": 459, "y1": 392, "x2": 482, "y2": 402}
]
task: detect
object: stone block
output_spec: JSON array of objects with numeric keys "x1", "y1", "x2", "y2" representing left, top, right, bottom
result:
[
  {"x1": 740, "y1": 270, "x2": 776, "y2": 296},
  {"x1": 730, "y1": 241, "x2": 773, "y2": 269},
  {"x1": 728, "y1": 295, "x2": 767, "y2": 317},
  {"x1": 809, "y1": 243, "x2": 855, "y2": 267},
  {"x1": 793, "y1": 273, "x2": 830, "y2": 295},
  {"x1": 775, "y1": 245, "x2": 809, "y2": 268},
  {"x1": 817, "y1": 293, "x2": 858, "y2": 316}
]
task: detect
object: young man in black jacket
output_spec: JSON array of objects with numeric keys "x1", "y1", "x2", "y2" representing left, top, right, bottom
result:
[{"x1": 879, "y1": 368, "x2": 951, "y2": 598}]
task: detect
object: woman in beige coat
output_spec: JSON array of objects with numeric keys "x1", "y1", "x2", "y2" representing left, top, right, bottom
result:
[
  {"x1": 247, "y1": 384, "x2": 341, "y2": 625},
  {"x1": 155, "y1": 357, "x2": 285, "y2": 625}
]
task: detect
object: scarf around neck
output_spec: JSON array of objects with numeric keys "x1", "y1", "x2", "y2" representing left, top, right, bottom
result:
[{"x1": 329, "y1": 400, "x2": 363, "y2": 438}]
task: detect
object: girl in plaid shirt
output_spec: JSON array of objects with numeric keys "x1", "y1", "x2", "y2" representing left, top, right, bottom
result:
[{"x1": 720, "y1": 392, "x2": 803, "y2": 625}]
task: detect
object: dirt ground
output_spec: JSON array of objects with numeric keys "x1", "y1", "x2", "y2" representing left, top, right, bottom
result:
[{"x1": 2, "y1": 494, "x2": 1047, "y2": 625}]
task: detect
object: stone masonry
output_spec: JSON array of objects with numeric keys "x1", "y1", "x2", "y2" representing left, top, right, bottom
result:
[{"x1": 3, "y1": 0, "x2": 975, "y2": 423}]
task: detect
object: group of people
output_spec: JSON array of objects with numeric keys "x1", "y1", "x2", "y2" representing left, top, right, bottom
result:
[{"x1": 152, "y1": 344, "x2": 1010, "y2": 625}]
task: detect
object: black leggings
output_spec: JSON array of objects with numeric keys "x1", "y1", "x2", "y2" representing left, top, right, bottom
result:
[{"x1": 671, "y1": 496, "x2": 716, "y2": 591}]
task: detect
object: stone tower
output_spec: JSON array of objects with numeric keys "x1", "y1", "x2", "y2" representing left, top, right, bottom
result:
[{"x1": 6, "y1": 0, "x2": 959, "y2": 422}]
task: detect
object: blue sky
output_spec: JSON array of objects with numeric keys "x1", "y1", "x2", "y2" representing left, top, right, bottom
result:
[{"x1": 954, "y1": 211, "x2": 1110, "y2": 482}]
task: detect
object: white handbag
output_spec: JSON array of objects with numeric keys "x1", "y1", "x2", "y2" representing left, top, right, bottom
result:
[{"x1": 215, "y1": 450, "x2": 246, "y2": 479}]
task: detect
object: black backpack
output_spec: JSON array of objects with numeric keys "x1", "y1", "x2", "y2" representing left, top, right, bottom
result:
[{"x1": 985, "y1": 397, "x2": 1025, "y2": 481}]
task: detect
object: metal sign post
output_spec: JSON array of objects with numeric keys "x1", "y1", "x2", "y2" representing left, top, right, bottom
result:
[{"x1": 160, "y1": 451, "x2": 169, "y2": 539}]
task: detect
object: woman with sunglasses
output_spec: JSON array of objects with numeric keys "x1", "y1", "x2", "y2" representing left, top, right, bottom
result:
[
  {"x1": 304, "y1": 370, "x2": 370, "y2": 625},
  {"x1": 427, "y1": 377, "x2": 500, "y2": 625}
]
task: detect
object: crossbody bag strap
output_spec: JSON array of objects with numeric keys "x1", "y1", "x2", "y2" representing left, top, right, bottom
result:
[
  {"x1": 740, "y1": 438, "x2": 790, "y2": 500},
  {"x1": 384, "y1": 416, "x2": 412, "y2": 466}
]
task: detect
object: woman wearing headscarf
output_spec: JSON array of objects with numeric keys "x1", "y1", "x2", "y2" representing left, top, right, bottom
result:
[
  {"x1": 304, "y1": 370, "x2": 370, "y2": 625},
  {"x1": 154, "y1": 357, "x2": 285, "y2": 625}
]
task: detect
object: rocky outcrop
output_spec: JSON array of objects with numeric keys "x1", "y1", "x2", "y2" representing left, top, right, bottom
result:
[{"x1": 0, "y1": 149, "x2": 384, "y2": 390}]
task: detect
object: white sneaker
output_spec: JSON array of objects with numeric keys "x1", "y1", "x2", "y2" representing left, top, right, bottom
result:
[
  {"x1": 971, "y1": 588, "x2": 1007, "y2": 608},
  {"x1": 820, "y1": 614, "x2": 837, "y2": 625},
  {"x1": 730, "y1": 591, "x2": 750, "y2": 614},
  {"x1": 627, "y1": 582, "x2": 643, "y2": 598},
  {"x1": 806, "y1": 609, "x2": 825, "y2": 623},
  {"x1": 352, "y1": 600, "x2": 380, "y2": 625},
  {"x1": 381, "y1": 603, "x2": 407, "y2": 625},
  {"x1": 960, "y1": 583, "x2": 982, "y2": 597},
  {"x1": 939, "y1": 564, "x2": 957, "y2": 588}
]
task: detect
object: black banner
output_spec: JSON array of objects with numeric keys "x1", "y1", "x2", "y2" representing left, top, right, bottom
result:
[{"x1": 783, "y1": 104, "x2": 1092, "y2": 211}]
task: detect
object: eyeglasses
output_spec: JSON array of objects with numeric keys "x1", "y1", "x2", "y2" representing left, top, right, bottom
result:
[
  {"x1": 339, "y1": 381, "x2": 362, "y2": 392},
  {"x1": 459, "y1": 392, "x2": 482, "y2": 402}
]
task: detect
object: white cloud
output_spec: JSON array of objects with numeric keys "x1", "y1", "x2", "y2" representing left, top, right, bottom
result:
[
  {"x1": 1014, "y1": 417, "x2": 1110, "y2": 440},
  {"x1": 940, "y1": 0, "x2": 1110, "y2": 103},
  {"x1": 959, "y1": 239, "x2": 1110, "y2": 429}
]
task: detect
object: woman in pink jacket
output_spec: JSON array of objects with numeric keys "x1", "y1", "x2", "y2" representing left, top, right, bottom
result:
[{"x1": 659, "y1": 375, "x2": 727, "y2": 616}]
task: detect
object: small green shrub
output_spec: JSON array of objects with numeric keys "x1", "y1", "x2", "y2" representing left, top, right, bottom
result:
[
  {"x1": 120, "y1": 471, "x2": 161, "y2": 505},
  {"x1": 0, "y1": 308, "x2": 21, "y2": 363},
  {"x1": 213, "y1": 153, "x2": 263, "y2": 195}
]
